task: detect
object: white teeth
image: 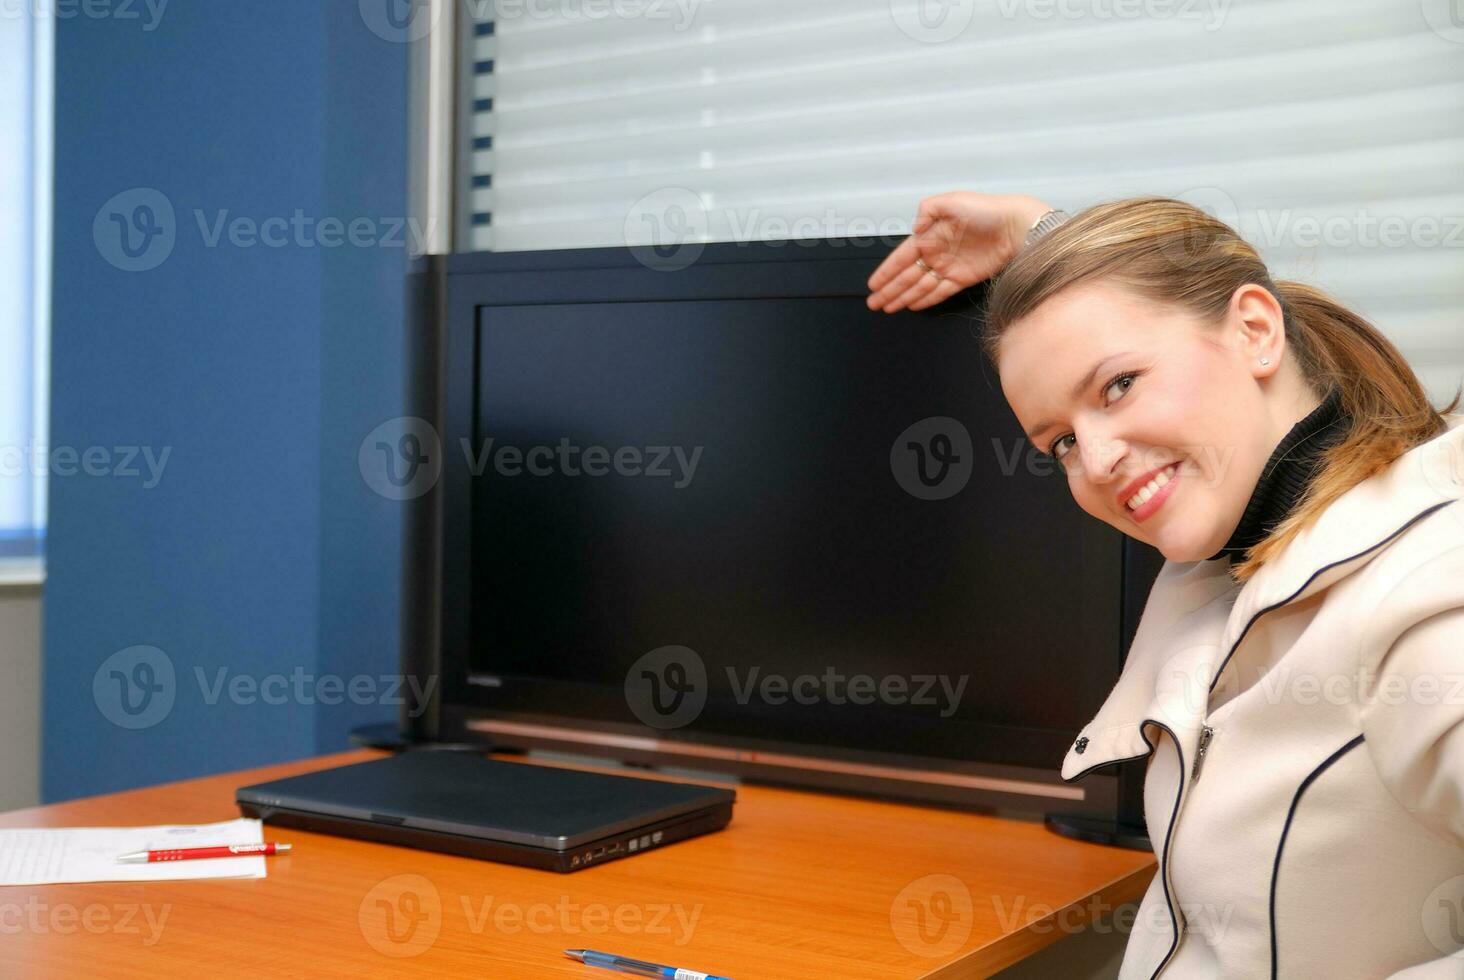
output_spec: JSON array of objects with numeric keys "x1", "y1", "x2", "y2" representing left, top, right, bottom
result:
[{"x1": 1126, "y1": 465, "x2": 1177, "y2": 511}]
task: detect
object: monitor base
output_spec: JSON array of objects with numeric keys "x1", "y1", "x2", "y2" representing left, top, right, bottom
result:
[
  {"x1": 1044, "y1": 813, "x2": 1151, "y2": 851},
  {"x1": 347, "y1": 722, "x2": 502, "y2": 754}
]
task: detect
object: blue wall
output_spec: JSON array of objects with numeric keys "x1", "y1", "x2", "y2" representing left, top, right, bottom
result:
[{"x1": 44, "y1": 1, "x2": 408, "y2": 801}]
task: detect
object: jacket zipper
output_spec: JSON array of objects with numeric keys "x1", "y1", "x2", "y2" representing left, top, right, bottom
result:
[
  {"x1": 1153, "y1": 727, "x2": 1214, "y2": 978},
  {"x1": 1146, "y1": 726, "x2": 1193, "y2": 980},
  {"x1": 1136, "y1": 500, "x2": 1457, "y2": 980},
  {"x1": 1190, "y1": 726, "x2": 1214, "y2": 782}
]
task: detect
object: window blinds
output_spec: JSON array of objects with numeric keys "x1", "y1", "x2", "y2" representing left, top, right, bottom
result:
[{"x1": 461, "y1": 0, "x2": 1464, "y2": 401}]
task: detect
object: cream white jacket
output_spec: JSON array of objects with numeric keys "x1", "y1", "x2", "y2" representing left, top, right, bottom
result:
[{"x1": 1061, "y1": 412, "x2": 1464, "y2": 979}]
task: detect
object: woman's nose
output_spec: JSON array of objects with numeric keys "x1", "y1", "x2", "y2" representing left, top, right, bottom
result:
[{"x1": 1074, "y1": 431, "x2": 1128, "y2": 485}]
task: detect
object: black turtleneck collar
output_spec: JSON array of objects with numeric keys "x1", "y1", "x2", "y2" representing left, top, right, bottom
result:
[{"x1": 1207, "y1": 386, "x2": 1349, "y2": 563}]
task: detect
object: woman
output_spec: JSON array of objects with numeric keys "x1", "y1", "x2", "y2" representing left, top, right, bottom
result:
[{"x1": 867, "y1": 193, "x2": 1464, "y2": 979}]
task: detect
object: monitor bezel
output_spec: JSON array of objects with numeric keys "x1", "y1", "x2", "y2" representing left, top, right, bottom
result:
[{"x1": 420, "y1": 238, "x2": 1141, "y2": 817}]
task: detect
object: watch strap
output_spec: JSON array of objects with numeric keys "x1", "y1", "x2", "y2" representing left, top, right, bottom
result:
[{"x1": 1024, "y1": 208, "x2": 1071, "y2": 247}]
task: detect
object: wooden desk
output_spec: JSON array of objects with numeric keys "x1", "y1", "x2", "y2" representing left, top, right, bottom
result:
[{"x1": 0, "y1": 749, "x2": 1154, "y2": 978}]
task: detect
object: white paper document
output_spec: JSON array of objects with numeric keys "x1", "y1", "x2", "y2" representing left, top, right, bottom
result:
[{"x1": 0, "y1": 817, "x2": 267, "y2": 886}]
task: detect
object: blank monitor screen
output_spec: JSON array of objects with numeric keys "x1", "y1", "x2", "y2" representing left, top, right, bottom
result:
[{"x1": 464, "y1": 297, "x2": 1121, "y2": 770}]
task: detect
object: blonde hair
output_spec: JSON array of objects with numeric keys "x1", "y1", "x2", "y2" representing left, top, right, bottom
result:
[{"x1": 981, "y1": 196, "x2": 1461, "y2": 585}]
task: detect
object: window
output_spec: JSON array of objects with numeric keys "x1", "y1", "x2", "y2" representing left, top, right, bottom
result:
[
  {"x1": 0, "y1": 10, "x2": 52, "y2": 561},
  {"x1": 453, "y1": 0, "x2": 1464, "y2": 401}
]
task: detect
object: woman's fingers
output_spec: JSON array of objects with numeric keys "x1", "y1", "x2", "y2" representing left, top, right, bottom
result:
[
  {"x1": 880, "y1": 260, "x2": 947, "y2": 313},
  {"x1": 913, "y1": 194, "x2": 956, "y2": 234},
  {"x1": 866, "y1": 233, "x2": 921, "y2": 296},
  {"x1": 868, "y1": 260, "x2": 933, "y2": 312},
  {"x1": 904, "y1": 275, "x2": 965, "y2": 311},
  {"x1": 867, "y1": 196, "x2": 971, "y2": 311},
  {"x1": 867, "y1": 249, "x2": 931, "y2": 310},
  {"x1": 867, "y1": 197, "x2": 951, "y2": 295}
]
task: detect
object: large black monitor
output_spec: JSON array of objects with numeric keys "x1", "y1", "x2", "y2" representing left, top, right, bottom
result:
[{"x1": 401, "y1": 239, "x2": 1161, "y2": 838}]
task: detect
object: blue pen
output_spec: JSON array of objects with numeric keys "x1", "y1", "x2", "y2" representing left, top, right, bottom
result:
[{"x1": 564, "y1": 948, "x2": 733, "y2": 980}]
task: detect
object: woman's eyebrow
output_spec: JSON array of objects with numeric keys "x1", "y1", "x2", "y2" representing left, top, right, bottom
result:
[{"x1": 1024, "y1": 351, "x2": 1135, "y2": 443}]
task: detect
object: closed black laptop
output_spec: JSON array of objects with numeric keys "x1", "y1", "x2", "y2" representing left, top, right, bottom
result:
[{"x1": 236, "y1": 751, "x2": 735, "y2": 873}]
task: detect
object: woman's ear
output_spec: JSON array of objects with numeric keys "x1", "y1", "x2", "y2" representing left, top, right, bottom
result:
[{"x1": 1229, "y1": 283, "x2": 1286, "y2": 380}]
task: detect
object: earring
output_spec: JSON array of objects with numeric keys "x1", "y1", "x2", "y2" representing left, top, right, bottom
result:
[{"x1": 1259, "y1": 357, "x2": 1270, "y2": 365}]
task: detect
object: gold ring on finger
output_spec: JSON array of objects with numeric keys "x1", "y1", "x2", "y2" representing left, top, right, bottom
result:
[{"x1": 915, "y1": 257, "x2": 943, "y2": 281}]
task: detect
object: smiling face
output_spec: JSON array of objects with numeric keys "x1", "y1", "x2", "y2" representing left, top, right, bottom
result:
[{"x1": 997, "y1": 278, "x2": 1320, "y2": 562}]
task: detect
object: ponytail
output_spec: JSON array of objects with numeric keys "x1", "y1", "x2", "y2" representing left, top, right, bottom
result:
[{"x1": 1235, "y1": 280, "x2": 1461, "y2": 582}]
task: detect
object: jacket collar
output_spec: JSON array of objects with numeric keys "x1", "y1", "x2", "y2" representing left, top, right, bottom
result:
[
  {"x1": 1217, "y1": 412, "x2": 1464, "y2": 648},
  {"x1": 1062, "y1": 412, "x2": 1464, "y2": 781}
]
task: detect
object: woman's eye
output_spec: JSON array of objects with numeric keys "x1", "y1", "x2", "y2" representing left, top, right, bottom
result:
[
  {"x1": 1105, "y1": 372, "x2": 1137, "y2": 401},
  {"x1": 1048, "y1": 371, "x2": 1140, "y2": 463}
]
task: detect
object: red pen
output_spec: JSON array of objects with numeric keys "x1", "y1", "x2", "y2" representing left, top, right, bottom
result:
[{"x1": 115, "y1": 842, "x2": 292, "y2": 864}]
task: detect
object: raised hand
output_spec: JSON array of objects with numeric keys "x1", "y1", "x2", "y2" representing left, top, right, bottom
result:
[{"x1": 866, "y1": 192, "x2": 1053, "y2": 313}]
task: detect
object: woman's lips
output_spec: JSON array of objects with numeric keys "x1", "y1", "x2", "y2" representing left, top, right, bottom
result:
[{"x1": 1125, "y1": 464, "x2": 1179, "y2": 523}]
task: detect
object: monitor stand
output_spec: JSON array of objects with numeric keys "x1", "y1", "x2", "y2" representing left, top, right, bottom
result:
[
  {"x1": 1044, "y1": 813, "x2": 1151, "y2": 851},
  {"x1": 347, "y1": 722, "x2": 511, "y2": 755}
]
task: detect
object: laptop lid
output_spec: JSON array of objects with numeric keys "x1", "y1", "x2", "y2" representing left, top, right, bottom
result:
[{"x1": 235, "y1": 752, "x2": 736, "y2": 851}]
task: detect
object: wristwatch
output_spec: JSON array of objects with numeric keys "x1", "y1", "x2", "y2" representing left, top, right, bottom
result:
[{"x1": 1024, "y1": 208, "x2": 1071, "y2": 248}]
